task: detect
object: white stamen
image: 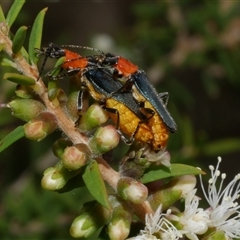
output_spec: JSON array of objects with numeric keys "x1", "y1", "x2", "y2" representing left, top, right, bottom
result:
[{"x1": 200, "y1": 157, "x2": 240, "y2": 239}]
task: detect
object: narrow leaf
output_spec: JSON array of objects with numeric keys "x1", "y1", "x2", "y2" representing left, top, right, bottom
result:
[
  {"x1": 0, "y1": 5, "x2": 6, "y2": 22},
  {"x1": 28, "y1": 7, "x2": 48, "y2": 65},
  {"x1": 0, "y1": 58, "x2": 16, "y2": 68},
  {"x1": 4, "y1": 73, "x2": 36, "y2": 85},
  {"x1": 20, "y1": 46, "x2": 29, "y2": 61},
  {"x1": 12, "y1": 25, "x2": 28, "y2": 54},
  {"x1": 141, "y1": 164, "x2": 204, "y2": 184},
  {"x1": 0, "y1": 126, "x2": 25, "y2": 153},
  {"x1": 82, "y1": 160, "x2": 111, "y2": 209},
  {"x1": 51, "y1": 57, "x2": 66, "y2": 76},
  {"x1": 202, "y1": 138, "x2": 240, "y2": 156},
  {"x1": 6, "y1": 0, "x2": 26, "y2": 27}
]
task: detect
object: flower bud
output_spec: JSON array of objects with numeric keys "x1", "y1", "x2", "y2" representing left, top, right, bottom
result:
[
  {"x1": 41, "y1": 167, "x2": 67, "y2": 190},
  {"x1": 202, "y1": 230, "x2": 226, "y2": 240},
  {"x1": 89, "y1": 125, "x2": 120, "y2": 154},
  {"x1": 117, "y1": 177, "x2": 148, "y2": 204},
  {"x1": 52, "y1": 138, "x2": 72, "y2": 159},
  {"x1": 24, "y1": 112, "x2": 57, "y2": 141},
  {"x1": 47, "y1": 82, "x2": 68, "y2": 108},
  {"x1": 107, "y1": 196, "x2": 132, "y2": 240},
  {"x1": 66, "y1": 91, "x2": 79, "y2": 120},
  {"x1": 15, "y1": 85, "x2": 34, "y2": 99},
  {"x1": 48, "y1": 80, "x2": 59, "y2": 102},
  {"x1": 148, "y1": 175, "x2": 196, "y2": 211},
  {"x1": 8, "y1": 98, "x2": 45, "y2": 121},
  {"x1": 41, "y1": 162, "x2": 80, "y2": 191},
  {"x1": 57, "y1": 88, "x2": 68, "y2": 106},
  {"x1": 171, "y1": 175, "x2": 196, "y2": 198},
  {"x1": 62, "y1": 144, "x2": 90, "y2": 170},
  {"x1": 148, "y1": 185, "x2": 182, "y2": 212},
  {"x1": 78, "y1": 104, "x2": 109, "y2": 131},
  {"x1": 70, "y1": 203, "x2": 111, "y2": 238}
]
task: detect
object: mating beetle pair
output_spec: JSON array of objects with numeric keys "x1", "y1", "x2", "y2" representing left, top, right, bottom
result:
[{"x1": 37, "y1": 43, "x2": 177, "y2": 151}]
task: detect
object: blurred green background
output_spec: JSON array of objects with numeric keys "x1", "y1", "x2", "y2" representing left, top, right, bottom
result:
[{"x1": 1, "y1": 1, "x2": 240, "y2": 239}]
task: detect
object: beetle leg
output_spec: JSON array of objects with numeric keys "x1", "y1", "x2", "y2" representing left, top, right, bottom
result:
[
  {"x1": 132, "y1": 97, "x2": 155, "y2": 122},
  {"x1": 48, "y1": 68, "x2": 81, "y2": 80},
  {"x1": 158, "y1": 92, "x2": 169, "y2": 106},
  {"x1": 77, "y1": 89, "x2": 85, "y2": 111},
  {"x1": 102, "y1": 107, "x2": 120, "y2": 130},
  {"x1": 102, "y1": 106, "x2": 133, "y2": 145},
  {"x1": 139, "y1": 107, "x2": 155, "y2": 121}
]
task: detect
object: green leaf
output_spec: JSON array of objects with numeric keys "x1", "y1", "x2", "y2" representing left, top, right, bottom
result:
[
  {"x1": 0, "y1": 5, "x2": 6, "y2": 22},
  {"x1": 49, "y1": 57, "x2": 65, "y2": 76},
  {"x1": 28, "y1": 7, "x2": 48, "y2": 65},
  {"x1": 201, "y1": 138, "x2": 240, "y2": 156},
  {"x1": 82, "y1": 160, "x2": 111, "y2": 209},
  {"x1": 6, "y1": 0, "x2": 26, "y2": 28},
  {"x1": 4, "y1": 73, "x2": 36, "y2": 85},
  {"x1": 12, "y1": 26, "x2": 28, "y2": 54},
  {"x1": 0, "y1": 126, "x2": 25, "y2": 153},
  {"x1": 141, "y1": 164, "x2": 204, "y2": 184},
  {"x1": 0, "y1": 58, "x2": 16, "y2": 68},
  {"x1": 20, "y1": 46, "x2": 29, "y2": 61}
]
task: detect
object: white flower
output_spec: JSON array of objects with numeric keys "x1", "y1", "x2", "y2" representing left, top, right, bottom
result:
[
  {"x1": 143, "y1": 148, "x2": 171, "y2": 167},
  {"x1": 127, "y1": 205, "x2": 182, "y2": 240},
  {"x1": 172, "y1": 189, "x2": 209, "y2": 240},
  {"x1": 200, "y1": 156, "x2": 240, "y2": 239}
]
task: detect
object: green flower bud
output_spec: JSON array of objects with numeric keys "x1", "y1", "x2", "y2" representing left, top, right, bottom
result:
[
  {"x1": 8, "y1": 98, "x2": 45, "y2": 121},
  {"x1": 62, "y1": 144, "x2": 90, "y2": 170},
  {"x1": 41, "y1": 162, "x2": 80, "y2": 191},
  {"x1": 148, "y1": 175, "x2": 196, "y2": 211},
  {"x1": 117, "y1": 177, "x2": 148, "y2": 204},
  {"x1": 171, "y1": 175, "x2": 196, "y2": 198},
  {"x1": 78, "y1": 104, "x2": 109, "y2": 131},
  {"x1": 148, "y1": 184, "x2": 182, "y2": 211},
  {"x1": 57, "y1": 88, "x2": 68, "y2": 105},
  {"x1": 66, "y1": 91, "x2": 80, "y2": 121},
  {"x1": 15, "y1": 85, "x2": 34, "y2": 99},
  {"x1": 41, "y1": 167, "x2": 67, "y2": 190},
  {"x1": 48, "y1": 80, "x2": 59, "y2": 101},
  {"x1": 70, "y1": 203, "x2": 111, "y2": 238},
  {"x1": 202, "y1": 231, "x2": 226, "y2": 240},
  {"x1": 52, "y1": 138, "x2": 72, "y2": 159},
  {"x1": 108, "y1": 219, "x2": 131, "y2": 240},
  {"x1": 89, "y1": 125, "x2": 120, "y2": 154},
  {"x1": 47, "y1": 81, "x2": 65, "y2": 107},
  {"x1": 107, "y1": 196, "x2": 132, "y2": 240},
  {"x1": 24, "y1": 112, "x2": 57, "y2": 141}
]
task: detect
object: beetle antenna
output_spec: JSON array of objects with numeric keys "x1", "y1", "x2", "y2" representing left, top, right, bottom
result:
[
  {"x1": 35, "y1": 42, "x2": 55, "y2": 80},
  {"x1": 60, "y1": 44, "x2": 104, "y2": 55}
]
